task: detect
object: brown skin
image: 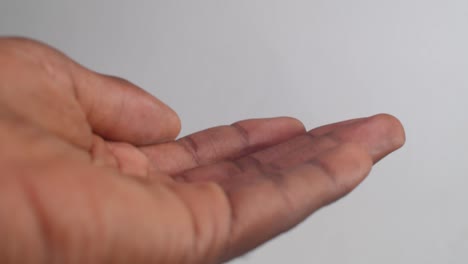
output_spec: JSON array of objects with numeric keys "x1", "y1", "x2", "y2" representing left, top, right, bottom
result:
[{"x1": 0, "y1": 37, "x2": 405, "y2": 264}]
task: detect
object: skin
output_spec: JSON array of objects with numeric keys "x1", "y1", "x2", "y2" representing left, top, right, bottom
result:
[{"x1": 0, "y1": 37, "x2": 405, "y2": 264}]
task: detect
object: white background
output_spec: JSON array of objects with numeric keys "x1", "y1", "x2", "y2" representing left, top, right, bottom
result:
[{"x1": 1, "y1": 1, "x2": 467, "y2": 263}]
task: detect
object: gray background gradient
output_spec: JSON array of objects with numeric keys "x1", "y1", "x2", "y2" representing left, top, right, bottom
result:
[{"x1": 1, "y1": 0, "x2": 467, "y2": 263}]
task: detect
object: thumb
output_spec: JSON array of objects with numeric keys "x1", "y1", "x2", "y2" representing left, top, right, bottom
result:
[
  {"x1": 0, "y1": 37, "x2": 180, "y2": 147},
  {"x1": 72, "y1": 66, "x2": 181, "y2": 145}
]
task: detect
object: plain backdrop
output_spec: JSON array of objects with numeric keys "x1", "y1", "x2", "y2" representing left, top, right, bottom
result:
[{"x1": 1, "y1": 1, "x2": 467, "y2": 263}]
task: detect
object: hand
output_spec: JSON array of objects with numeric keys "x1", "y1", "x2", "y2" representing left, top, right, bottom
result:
[{"x1": 0, "y1": 37, "x2": 405, "y2": 264}]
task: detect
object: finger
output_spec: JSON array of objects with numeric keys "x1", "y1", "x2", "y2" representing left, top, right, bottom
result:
[
  {"x1": 177, "y1": 114, "x2": 405, "y2": 183},
  {"x1": 251, "y1": 113, "x2": 405, "y2": 169},
  {"x1": 72, "y1": 69, "x2": 181, "y2": 145},
  {"x1": 173, "y1": 114, "x2": 405, "y2": 260},
  {"x1": 219, "y1": 143, "x2": 373, "y2": 260},
  {"x1": 0, "y1": 37, "x2": 180, "y2": 146},
  {"x1": 140, "y1": 117, "x2": 306, "y2": 175}
]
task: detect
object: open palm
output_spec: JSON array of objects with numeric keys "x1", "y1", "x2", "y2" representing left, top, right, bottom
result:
[{"x1": 0, "y1": 38, "x2": 405, "y2": 264}]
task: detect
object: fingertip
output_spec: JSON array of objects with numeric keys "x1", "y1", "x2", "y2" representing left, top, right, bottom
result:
[
  {"x1": 370, "y1": 113, "x2": 406, "y2": 149},
  {"x1": 155, "y1": 104, "x2": 181, "y2": 142},
  {"x1": 133, "y1": 82, "x2": 182, "y2": 142},
  {"x1": 233, "y1": 116, "x2": 306, "y2": 136},
  {"x1": 75, "y1": 70, "x2": 181, "y2": 145},
  {"x1": 333, "y1": 113, "x2": 406, "y2": 163},
  {"x1": 275, "y1": 116, "x2": 307, "y2": 132},
  {"x1": 132, "y1": 89, "x2": 182, "y2": 144},
  {"x1": 367, "y1": 113, "x2": 406, "y2": 155}
]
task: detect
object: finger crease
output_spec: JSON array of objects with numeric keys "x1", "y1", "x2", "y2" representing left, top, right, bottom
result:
[
  {"x1": 308, "y1": 158, "x2": 340, "y2": 194},
  {"x1": 178, "y1": 136, "x2": 201, "y2": 166},
  {"x1": 230, "y1": 123, "x2": 250, "y2": 148}
]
